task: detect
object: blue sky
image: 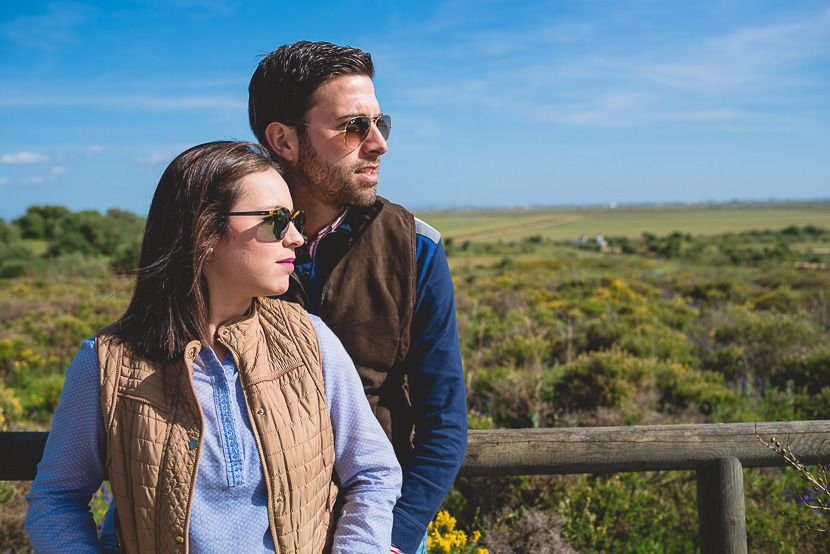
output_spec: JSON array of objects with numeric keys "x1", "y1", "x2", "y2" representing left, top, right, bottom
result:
[{"x1": 1, "y1": 1, "x2": 829, "y2": 221}]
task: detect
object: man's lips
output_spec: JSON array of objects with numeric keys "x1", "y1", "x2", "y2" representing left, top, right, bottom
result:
[{"x1": 356, "y1": 165, "x2": 379, "y2": 181}]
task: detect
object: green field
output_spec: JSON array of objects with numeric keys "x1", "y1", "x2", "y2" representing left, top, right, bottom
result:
[{"x1": 416, "y1": 201, "x2": 830, "y2": 243}]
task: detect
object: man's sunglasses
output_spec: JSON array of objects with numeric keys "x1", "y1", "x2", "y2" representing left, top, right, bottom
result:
[
  {"x1": 289, "y1": 114, "x2": 391, "y2": 150},
  {"x1": 220, "y1": 207, "x2": 306, "y2": 241}
]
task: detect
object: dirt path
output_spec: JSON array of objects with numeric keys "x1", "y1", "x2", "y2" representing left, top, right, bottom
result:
[{"x1": 449, "y1": 214, "x2": 591, "y2": 242}]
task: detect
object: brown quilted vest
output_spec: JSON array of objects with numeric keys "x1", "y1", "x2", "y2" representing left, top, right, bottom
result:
[
  {"x1": 282, "y1": 197, "x2": 418, "y2": 462},
  {"x1": 96, "y1": 298, "x2": 337, "y2": 553}
]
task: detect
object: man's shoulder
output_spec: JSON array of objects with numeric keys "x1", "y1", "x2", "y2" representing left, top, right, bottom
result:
[
  {"x1": 375, "y1": 196, "x2": 441, "y2": 244},
  {"x1": 414, "y1": 217, "x2": 440, "y2": 245}
]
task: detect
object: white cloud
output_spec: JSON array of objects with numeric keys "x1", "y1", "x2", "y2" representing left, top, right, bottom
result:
[
  {"x1": 0, "y1": 177, "x2": 8, "y2": 186},
  {"x1": 640, "y1": 11, "x2": 830, "y2": 95},
  {"x1": 85, "y1": 145, "x2": 104, "y2": 158},
  {"x1": 134, "y1": 151, "x2": 175, "y2": 166},
  {"x1": 0, "y1": 2, "x2": 92, "y2": 50},
  {"x1": 0, "y1": 93, "x2": 246, "y2": 110},
  {"x1": 21, "y1": 176, "x2": 46, "y2": 185},
  {"x1": 51, "y1": 166, "x2": 67, "y2": 174},
  {"x1": 1, "y1": 151, "x2": 50, "y2": 164}
]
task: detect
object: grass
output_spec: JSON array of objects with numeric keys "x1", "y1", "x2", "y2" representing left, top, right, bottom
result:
[{"x1": 416, "y1": 201, "x2": 830, "y2": 243}]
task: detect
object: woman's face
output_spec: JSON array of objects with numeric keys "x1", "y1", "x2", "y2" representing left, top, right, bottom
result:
[{"x1": 204, "y1": 168, "x2": 303, "y2": 313}]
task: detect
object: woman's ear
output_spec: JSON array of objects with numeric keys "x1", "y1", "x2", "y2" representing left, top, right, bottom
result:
[{"x1": 265, "y1": 122, "x2": 298, "y2": 163}]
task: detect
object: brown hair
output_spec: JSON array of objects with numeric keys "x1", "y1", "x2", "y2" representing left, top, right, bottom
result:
[
  {"x1": 248, "y1": 40, "x2": 374, "y2": 159},
  {"x1": 114, "y1": 141, "x2": 280, "y2": 362}
]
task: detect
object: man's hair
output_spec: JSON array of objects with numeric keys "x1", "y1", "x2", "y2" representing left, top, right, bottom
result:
[
  {"x1": 114, "y1": 141, "x2": 280, "y2": 362},
  {"x1": 248, "y1": 40, "x2": 375, "y2": 154}
]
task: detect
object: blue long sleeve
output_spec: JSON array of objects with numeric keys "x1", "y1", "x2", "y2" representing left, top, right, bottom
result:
[
  {"x1": 391, "y1": 236, "x2": 468, "y2": 552},
  {"x1": 25, "y1": 339, "x2": 106, "y2": 553}
]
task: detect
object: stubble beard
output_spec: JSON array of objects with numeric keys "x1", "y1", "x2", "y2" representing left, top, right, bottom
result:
[{"x1": 291, "y1": 133, "x2": 378, "y2": 210}]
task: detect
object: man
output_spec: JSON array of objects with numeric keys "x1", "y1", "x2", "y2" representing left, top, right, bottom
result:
[{"x1": 248, "y1": 41, "x2": 467, "y2": 554}]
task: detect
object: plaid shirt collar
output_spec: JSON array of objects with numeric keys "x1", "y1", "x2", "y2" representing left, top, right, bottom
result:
[{"x1": 306, "y1": 208, "x2": 349, "y2": 261}]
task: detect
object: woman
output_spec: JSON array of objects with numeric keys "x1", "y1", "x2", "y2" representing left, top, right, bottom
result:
[{"x1": 25, "y1": 141, "x2": 401, "y2": 553}]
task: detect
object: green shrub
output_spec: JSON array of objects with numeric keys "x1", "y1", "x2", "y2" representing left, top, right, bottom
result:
[
  {"x1": 655, "y1": 363, "x2": 739, "y2": 419},
  {"x1": 772, "y1": 346, "x2": 830, "y2": 395},
  {"x1": 544, "y1": 349, "x2": 649, "y2": 412},
  {"x1": 560, "y1": 471, "x2": 698, "y2": 552},
  {"x1": 468, "y1": 366, "x2": 540, "y2": 428},
  {"x1": 704, "y1": 309, "x2": 823, "y2": 379}
]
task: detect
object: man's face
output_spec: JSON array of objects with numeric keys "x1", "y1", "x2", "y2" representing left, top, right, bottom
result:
[{"x1": 290, "y1": 75, "x2": 388, "y2": 209}]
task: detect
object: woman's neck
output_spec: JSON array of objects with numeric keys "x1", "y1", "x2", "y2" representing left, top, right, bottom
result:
[{"x1": 207, "y1": 298, "x2": 253, "y2": 362}]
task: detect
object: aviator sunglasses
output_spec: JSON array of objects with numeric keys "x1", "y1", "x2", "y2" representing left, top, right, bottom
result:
[
  {"x1": 289, "y1": 114, "x2": 391, "y2": 150},
  {"x1": 220, "y1": 207, "x2": 306, "y2": 241}
]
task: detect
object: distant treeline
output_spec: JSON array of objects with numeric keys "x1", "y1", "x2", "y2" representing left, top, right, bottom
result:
[
  {"x1": 445, "y1": 225, "x2": 830, "y2": 266},
  {"x1": 4, "y1": 205, "x2": 830, "y2": 279},
  {"x1": 0, "y1": 205, "x2": 145, "y2": 278}
]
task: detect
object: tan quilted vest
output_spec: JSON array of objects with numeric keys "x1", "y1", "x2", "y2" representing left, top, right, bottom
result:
[{"x1": 96, "y1": 298, "x2": 337, "y2": 553}]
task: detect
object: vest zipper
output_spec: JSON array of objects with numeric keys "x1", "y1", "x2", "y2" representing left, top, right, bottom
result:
[{"x1": 182, "y1": 354, "x2": 205, "y2": 554}]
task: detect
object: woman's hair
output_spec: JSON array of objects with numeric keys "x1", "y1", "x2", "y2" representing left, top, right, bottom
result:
[{"x1": 114, "y1": 141, "x2": 281, "y2": 362}]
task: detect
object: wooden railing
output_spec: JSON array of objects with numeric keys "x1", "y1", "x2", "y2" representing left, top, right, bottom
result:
[{"x1": 3, "y1": 420, "x2": 828, "y2": 553}]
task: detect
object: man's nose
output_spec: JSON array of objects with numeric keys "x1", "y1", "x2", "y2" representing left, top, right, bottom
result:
[{"x1": 362, "y1": 121, "x2": 388, "y2": 155}]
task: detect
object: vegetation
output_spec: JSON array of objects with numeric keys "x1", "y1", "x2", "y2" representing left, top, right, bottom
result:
[
  {"x1": 0, "y1": 205, "x2": 144, "y2": 278},
  {"x1": 2, "y1": 202, "x2": 830, "y2": 551}
]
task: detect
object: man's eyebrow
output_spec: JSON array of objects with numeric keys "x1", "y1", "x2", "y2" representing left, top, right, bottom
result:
[{"x1": 334, "y1": 112, "x2": 383, "y2": 122}]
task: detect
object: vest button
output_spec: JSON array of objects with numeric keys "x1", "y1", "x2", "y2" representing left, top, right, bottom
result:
[
  {"x1": 188, "y1": 439, "x2": 198, "y2": 450},
  {"x1": 221, "y1": 328, "x2": 230, "y2": 336},
  {"x1": 175, "y1": 536, "x2": 184, "y2": 543},
  {"x1": 256, "y1": 408, "x2": 265, "y2": 415},
  {"x1": 275, "y1": 493, "x2": 284, "y2": 503}
]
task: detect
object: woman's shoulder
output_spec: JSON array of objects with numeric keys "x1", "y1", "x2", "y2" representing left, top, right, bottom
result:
[{"x1": 64, "y1": 337, "x2": 99, "y2": 382}]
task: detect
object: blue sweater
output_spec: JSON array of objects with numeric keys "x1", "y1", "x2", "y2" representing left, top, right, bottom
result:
[{"x1": 295, "y1": 214, "x2": 468, "y2": 553}]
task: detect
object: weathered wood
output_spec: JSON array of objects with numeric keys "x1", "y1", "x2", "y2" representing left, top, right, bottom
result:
[
  {"x1": 3, "y1": 421, "x2": 829, "y2": 552},
  {"x1": 0, "y1": 431, "x2": 48, "y2": 481},
  {"x1": 2, "y1": 421, "x2": 828, "y2": 481},
  {"x1": 460, "y1": 421, "x2": 830, "y2": 476},
  {"x1": 697, "y1": 457, "x2": 747, "y2": 554}
]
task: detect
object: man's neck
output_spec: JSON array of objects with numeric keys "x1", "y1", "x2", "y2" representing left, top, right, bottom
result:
[{"x1": 292, "y1": 193, "x2": 345, "y2": 239}]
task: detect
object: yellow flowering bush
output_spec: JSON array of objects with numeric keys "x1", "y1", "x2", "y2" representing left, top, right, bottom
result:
[
  {"x1": 427, "y1": 511, "x2": 488, "y2": 554},
  {"x1": 0, "y1": 383, "x2": 24, "y2": 430}
]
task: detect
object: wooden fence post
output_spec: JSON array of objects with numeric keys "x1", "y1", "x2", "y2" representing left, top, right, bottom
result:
[{"x1": 697, "y1": 457, "x2": 747, "y2": 554}]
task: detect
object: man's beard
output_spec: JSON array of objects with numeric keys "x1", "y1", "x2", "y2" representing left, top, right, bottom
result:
[{"x1": 290, "y1": 132, "x2": 378, "y2": 209}]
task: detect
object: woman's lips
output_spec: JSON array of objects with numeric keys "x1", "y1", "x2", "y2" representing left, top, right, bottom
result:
[{"x1": 277, "y1": 257, "x2": 295, "y2": 268}]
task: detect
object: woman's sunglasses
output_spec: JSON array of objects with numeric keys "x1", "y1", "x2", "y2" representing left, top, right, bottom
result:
[
  {"x1": 220, "y1": 207, "x2": 306, "y2": 241},
  {"x1": 289, "y1": 114, "x2": 391, "y2": 150}
]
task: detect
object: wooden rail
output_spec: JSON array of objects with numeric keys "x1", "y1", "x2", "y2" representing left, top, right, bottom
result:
[{"x1": 3, "y1": 420, "x2": 828, "y2": 553}]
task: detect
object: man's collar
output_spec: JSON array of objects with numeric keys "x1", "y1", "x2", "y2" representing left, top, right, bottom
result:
[{"x1": 307, "y1": 208, "x2": 350, "y2": 260}]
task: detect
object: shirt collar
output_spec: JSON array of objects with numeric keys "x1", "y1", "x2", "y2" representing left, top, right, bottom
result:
[{"x1": 306, "y1": 208, "x2": 350, "y2": 260}]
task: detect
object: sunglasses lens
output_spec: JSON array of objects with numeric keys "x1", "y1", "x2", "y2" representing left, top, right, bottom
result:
[
  {"x1": 376, "y1": 115, "x2": 391, "y2": 141},
  {"x1": 292, "y1": 210, "x2": 306, "y2": 236},
  {"x1": 270, "y1": 208, "x2": 291, "y2": 240},
  {"x1": 344, "y1": 117, "x2": 372, "y2": 149}
]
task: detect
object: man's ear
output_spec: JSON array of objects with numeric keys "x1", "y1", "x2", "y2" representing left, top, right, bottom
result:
[{"x1": 265, "y1": 122, "x2": 298, "y2": 163}]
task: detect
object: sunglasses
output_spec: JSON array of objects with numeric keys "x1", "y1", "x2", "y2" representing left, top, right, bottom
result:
[
  {"x1": 289, "y1": 114, "x2": 391, "y2": 150},
  {"x1": 220, "y1": 207, "x2": 306, "y2": 241}
]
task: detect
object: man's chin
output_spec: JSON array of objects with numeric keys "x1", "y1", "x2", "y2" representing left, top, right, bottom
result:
[{"x1": 348, "y1": 186, "x2": 378, "y2": 208}]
